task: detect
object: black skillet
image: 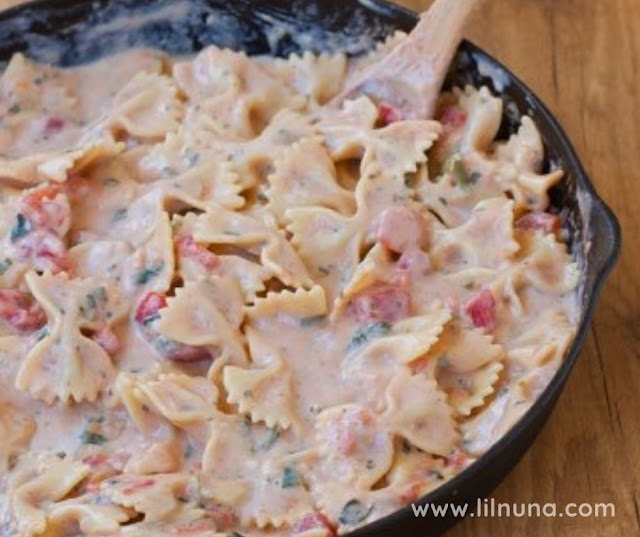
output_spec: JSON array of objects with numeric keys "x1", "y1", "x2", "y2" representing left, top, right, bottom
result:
[{"x1": 0, "y1": 0, "x2": 621, "y2": 535}]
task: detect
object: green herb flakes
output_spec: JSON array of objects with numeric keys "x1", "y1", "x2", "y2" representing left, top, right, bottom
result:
[
  {"x1": 346, "y1": 321, "x2": 392, "y2": 353},
  {"x1": 80, "y1": 430, "x2": 107, "y2": 445},
  {"x1": 281, "y1": 466, "x2": 301, "y2": 488},
  {"x1": 299, "y1": 314, "x2": 326, "y2": 327},
  {"x1": 134, "y1": 262, "x2": 165, "y2": 285},
  {"x1": 0, "y1": 258, "x2": 12, "y2": 275},
  {"x1": 112, "y1": 207, "x2": 128, "y2": 222},
  {"x1": 10, "y1": 213, "x2": 32, "y2": 242},
  {"x1": 338, "y1": 499, "x2": 373, "y2": 526}
]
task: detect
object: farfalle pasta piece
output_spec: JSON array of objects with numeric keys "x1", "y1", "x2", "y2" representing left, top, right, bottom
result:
[
  {"x1": 109, "y1": 72, "x2": 183, "y2": 139},
  {"x1": 286, "y1": 206, "x2": 362, "y2": 304},
  {"x1": 136, "y1": 131, "x2": 244, "y2": 210},
  {"x1": 175, "y1": 46, "x2": 304, "y2": 140},
  {"x1": 155, "y1": 278, "x2": 247, "y2": 366},
  {"x1": 320, "y1": 119, "x2": 441, "y2": 181},
  {"x1": 507, "y1": 309, "x2": 575, "y2": 371},
  {"x1": 517, "y1": 231, "x2": 581, "y2": 294},
  {"x1": 246, "y1": 285, "x2": 327, "y2": 321},
  {"x1": 265, "y1": 137, "x2": 355, "y2": 223},
  {"x1": 461, "y1": 382, "x2": 531, "y2": 456},
  {"x1": 223, "y1": 327, "x2": 299, "y2": 430},
  {"x1": 136, "y1": 373, "x2": 219, "y2": 426},
  {"x1": 383, "y1": 442, "x2": 455, "y2": 500},
  {"x1": 314, "y1": 405, "x2": 394, "y2": 490},
  {"x1": 121, "y1": 209, "x2": 175, "y2": 295},
  {"x1": 193, "y1": 207, "x2": 312, "y2": 288},
  {"x1": 102, "y1": 473, "x2": 194, "y2": 522},
  {"x1": 265, "y1": 51, "x2": 348, "y2": 105},
  {"x1": 201, "y1": 414, "x2": 313, "y2": 527},
  {"x1": 37, "y1": 134, "x2": 125, "y2": 183},
  {"x1": 430, "y1": 197, "x2": 520, "y2": 270},
  {"x1": 112, "y1": 371, "x2": 164, "y2": 434},
  {"x1": 10, "y1": 455, "x2": 90, "y2": 537},
  {"x1": 381, "y1": 368, "x2": 459, "y2": 457},
  {"x1": 428, "y1": 321, "x2": 506, "y2": 415},
  {"x1": 15, "y1": 271, "x2": 128, "y2": 404},
  {"x1": 46, "y1": 498, "x2": 131, "y2": 536}
]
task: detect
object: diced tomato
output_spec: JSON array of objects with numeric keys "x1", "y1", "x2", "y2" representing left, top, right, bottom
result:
[
  {"x1": 464, "y1": 289, "x2": 496, "y2": 332},
  {"x1": 348, "y1": 283, "x2": 411, "y2": 323},
  {"x1": 377, "y1": 102, "x2": 402, "y2": 126},
  {"x1": 36, "y1": 242, "x2": 72, "y2": 274},
  {"x1": 202, "y1": 504, "x2": 238, "y2": 531},
  {"x1": 135, "y1": 292, "x2": 167, "y2": 323},
  {"x1": 515, "y1": 212, "x2": 561, "y2": 234},
  {"x1": 376, "y1": 206, "x2": 424, "y2": 253},
  {"x1": 20, "y1": 183, "x2": 69, "y2": 234},
  {"x1": 121, "y1": 477, "x2": 155, "y2": 496},
  {"x1": 446, "y1": 448, "x2": 467, "y2": 470},
  {"x1": 400, "y1": 481, "x2": 423, "y2": 503},
  {"x1": 91, "y1": 324, "x2": 120, "y2": 355},
  {"x1": 44, "y1": 116, "x2": 65, "y2": 133},
  {"x1": 293, "y1": 511, "x2": 337, "y2": 536},
  {"x1": 172, "y1": 519, "x2": 217, "y2": 534},
  {"x1": 437, "y1": 105, "x2": 467, "y2": 134},
  {"x1": 0, "y1": 289, "x2": 47, "y2": 333},
  {"x1": 176, "y1": 233, "x2": 218, "y2": 271}
]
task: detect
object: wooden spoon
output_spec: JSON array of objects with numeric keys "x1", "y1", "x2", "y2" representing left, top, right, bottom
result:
[{"x1": 331, "y1": 0, "x2": 479, "y2": 120}]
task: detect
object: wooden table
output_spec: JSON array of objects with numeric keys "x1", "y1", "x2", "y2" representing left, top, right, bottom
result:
[
  {"x1": 391, "y1": 1, "x2": 639, "y2": 536},
  {"x1": 0, "y1": 0, "x2": 637, "y2": 536}
]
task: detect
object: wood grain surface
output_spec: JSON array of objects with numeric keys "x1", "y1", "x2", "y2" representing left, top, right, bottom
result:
[{"x1": 0, "y1": 0, "x2": 637, "y2": 536}]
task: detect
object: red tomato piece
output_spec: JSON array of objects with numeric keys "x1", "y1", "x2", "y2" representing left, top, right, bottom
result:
[
  {"x1": 377, "y1": 102, "x2": 402, "y2": 126},
  {"x1": 437, "y1": 105, "x2": 467, "y2": 132},
  {"x1": 135, "y1": 292, "x2": 167, "y2": 324},
  {"x1": 202, "y1": 503, "x2": 238, "y2": 531},
  {"x1": 176, "y1": 233, "x2": 218, "y2": 271},
  {"x1": 44, "y1": 116, "x2": 66, "y2": 133},
  {"x1": 20, "y1": 183, "x2": 69, "y2": 234},
  {"x1": 121, "y1": 477, "x2": 155, "y2": 496},
  {"x1": 464, "y1": 288, "x2": 496, "y2": 332},
  {"x1": 348, "y1": 283, "x2": 411, "y2": 323},
  {"x1": 0, "y1": 289, "x2": 46, "y2": 333},
  {"x1": 515, "y1": 211, "x2": 561, "y2": 234},
  {"x1": 293, "y1": 511, "x2": 337, "y2": 536}
]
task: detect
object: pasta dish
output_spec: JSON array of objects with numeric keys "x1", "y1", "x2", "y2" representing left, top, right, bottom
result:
[{"x1": 0, "y1": 15, "x2": 579, "y2": 537}]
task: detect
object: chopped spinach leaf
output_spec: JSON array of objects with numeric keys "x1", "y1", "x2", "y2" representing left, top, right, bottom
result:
[
  {"x1": 10, "y1": 213, "x2": 32, "y2": 242},
  {"x1": 255, "y1": 427, "x2": 280, "y2": 452},
  {"x1": 112, "y1": 207, "x2": 128, "y2": 222},
  {"x1": 338, "y1": 499, "x2": 373, "y2": 526},
  {"x1": 80, "y1": 430, "x2": 107, "y2": 445},
  {"x1": 346, "y1": 321, "x2": 392, "y2": 353},
  {"x1": 134, "y1": 262, "x2": 165, "y2": 285},
  {"x1": 299, "y1": 314, "x2": 326, "y2": 327},
  {"x1": 281, "y1": 466, "x2": 301, "y2": 488},
  {"x1": 0, "y1": 257, "x2": 12, "y2": 275},
  {"x1": 8, "y1": 104, "x2": 21, "y2": 114}
]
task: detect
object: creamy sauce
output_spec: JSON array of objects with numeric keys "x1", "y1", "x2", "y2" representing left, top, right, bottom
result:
[{"x1": 0, "y1": 42, "x2": 579, "y2": 537}]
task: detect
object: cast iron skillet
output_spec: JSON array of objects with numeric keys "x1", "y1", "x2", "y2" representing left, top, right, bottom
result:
[{"x1": 0, "y1": 0, "x2": 621, "y2": 535}]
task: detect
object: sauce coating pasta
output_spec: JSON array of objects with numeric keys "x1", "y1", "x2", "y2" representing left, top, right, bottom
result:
[{"x1": 0, "y1": 39, "x2": 579, "y2": 536}]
